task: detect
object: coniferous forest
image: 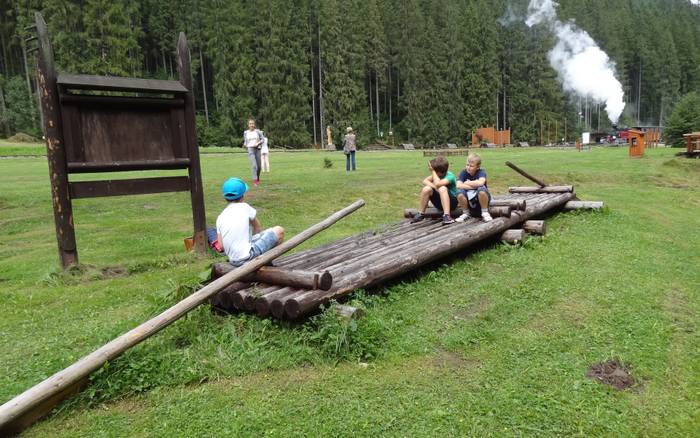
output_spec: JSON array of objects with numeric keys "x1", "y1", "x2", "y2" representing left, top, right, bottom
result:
[{"x1": 1, "y1": 0, "x2": 700, "y2": 147}]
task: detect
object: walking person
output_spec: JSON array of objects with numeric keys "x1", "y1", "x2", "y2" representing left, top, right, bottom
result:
[
  {"x1": 260, "y1": 130, "x2": 270, "y2": 173},
  {"x1": 243, "y1": 119, "x2": 263, "y2": 186},
  {"x1": 343, "y1": 126, "x2": 357, "y2": 172}
]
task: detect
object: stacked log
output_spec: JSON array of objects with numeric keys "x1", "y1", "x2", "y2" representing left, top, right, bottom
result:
[
  {"x1": 403, "y1": 206, "x2": 512, "y2": 219},
  {"x1": 278, "y1": 192, "x2": 575, "y2": 319},
  {"x1": 522, "y1": 220, "x2": 546, "y2": 235},
  {"x1": 210, "y1": 191, "x2": 581, "y2": 321},
  {"x1": 509, "y1": 185, "x2": 574, "y2": 193},
  {"x1": 501, "y1": 229, "x2": 526, "y2": 244}
]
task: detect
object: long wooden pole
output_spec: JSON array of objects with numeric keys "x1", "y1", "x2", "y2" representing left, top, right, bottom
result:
[
  {"x1": 505, "y1": 161, "x2": 547, "y2": 187},
  {"x1": 0, "y1": 200, "x2": 365, "y2": 436}
]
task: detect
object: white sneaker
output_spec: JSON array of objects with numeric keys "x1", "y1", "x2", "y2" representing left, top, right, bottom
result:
[
  {"x1": 455, "y1": 212, "x2": 471, "y2": 223},
  {"x1": 481, "y1": 211, "x2": 493, "y2": 222}
]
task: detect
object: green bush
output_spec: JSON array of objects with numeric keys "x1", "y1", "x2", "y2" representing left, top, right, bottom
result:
[
  {"x1": 4, "y1": 75, "x2": 41, "y2": 137},
  {"x1": 196, "y1": 114, "x2": 233, "y2": 147}
]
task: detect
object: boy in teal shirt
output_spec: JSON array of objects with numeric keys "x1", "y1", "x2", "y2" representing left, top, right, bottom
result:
[{"x1": 411, "y1": 156, "x2": 458, "y2": 225}]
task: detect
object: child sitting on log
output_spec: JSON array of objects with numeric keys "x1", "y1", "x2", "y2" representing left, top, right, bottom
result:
[
  {"x1": 216, "y1": 177, "x2": 285, "y2": 266},
  {"x1": 456, "y1": 153, "x2": 492, "y2": 222},
  {"x1": 411, "y1": 156, "x2": 459, "y2": 225}
]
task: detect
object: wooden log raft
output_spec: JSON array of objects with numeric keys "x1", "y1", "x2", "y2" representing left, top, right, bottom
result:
[
  {"x1": 0, "y1": 199, "x2": 365, "y2": 436},
  {"x1": 562, "y1": 201, "x2": 604, "y2": 210},
  {"x1": 490, "y1": 199, "x2": 526, "y2": 210},
  {"x1": 281, "y1": 192, "x2": 575, "y2": 319}
]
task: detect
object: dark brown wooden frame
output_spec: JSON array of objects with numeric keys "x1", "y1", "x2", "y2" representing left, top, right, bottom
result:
[{"x1": 34, "y1": 13, "x2": 206, "y2": 268}]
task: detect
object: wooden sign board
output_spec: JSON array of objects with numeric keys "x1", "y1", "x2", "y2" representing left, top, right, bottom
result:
[{"x1": 34, "y1": 12, "x2": 206, "y2": 268}]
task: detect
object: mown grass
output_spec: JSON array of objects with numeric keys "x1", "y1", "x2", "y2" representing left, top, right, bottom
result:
[{"x1": 0, "y1": 147, "x2": 698, "y2": 437}]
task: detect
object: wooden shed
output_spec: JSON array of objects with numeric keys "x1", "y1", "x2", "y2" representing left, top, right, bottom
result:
[
  {"x1": 683, "y1": 132, "x2": 700, "y2": 157},
  {"x1": 627, "y1": 129, "x2": 645, "y2": 158}
]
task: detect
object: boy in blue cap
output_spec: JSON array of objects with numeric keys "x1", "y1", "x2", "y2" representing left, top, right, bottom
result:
[{"x1": 216, "y1": 177, "x2": 285, "y2": 266}]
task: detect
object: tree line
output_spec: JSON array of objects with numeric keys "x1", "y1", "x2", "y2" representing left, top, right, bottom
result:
[{"x1": 1, "y1": 0, "x2": 700, "y2": 147}]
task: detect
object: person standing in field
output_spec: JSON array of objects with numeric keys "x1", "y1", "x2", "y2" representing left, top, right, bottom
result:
[
  {"x1": 243, "y1": 119, "x2": 263, "y2": 186},
  {"x1": 343, "y1": 126, "x2": 357, "y2": 172},
  {"x1": 260, "y1": 130, "x2": 270, "y2": 173}
]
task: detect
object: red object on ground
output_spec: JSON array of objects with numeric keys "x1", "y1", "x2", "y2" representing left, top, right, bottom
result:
[{"x1": 211, "y1": 239, "x2": 223, "y2": 253}]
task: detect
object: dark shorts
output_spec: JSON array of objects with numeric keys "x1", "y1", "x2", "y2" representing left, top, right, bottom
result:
[
  {"x1": 459, "y1": 187, "x2": 491, "y2": 215},
  {"x1": 430, "y1": 190, "x2": 458, "y2": 213}
]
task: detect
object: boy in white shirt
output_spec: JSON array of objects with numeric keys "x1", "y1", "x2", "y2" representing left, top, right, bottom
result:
[{"x1": 216, "y1": 177, "x2": 284, "y2": 266}]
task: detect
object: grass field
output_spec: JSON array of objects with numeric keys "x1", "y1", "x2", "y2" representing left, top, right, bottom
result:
[{"x1": 0, "y1": 146, "x2": 698, "y2": 436}]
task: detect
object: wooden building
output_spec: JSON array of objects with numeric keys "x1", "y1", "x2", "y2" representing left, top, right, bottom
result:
[
  {"x1": 627, "y1": 129, "x2": 645, "y2": 157},
  {"x1": 471, "y1": 126, "x2": 511, "y2": 146},
  {"x1": 683, "y1": 132, "x2": 700, "y2": 157}
]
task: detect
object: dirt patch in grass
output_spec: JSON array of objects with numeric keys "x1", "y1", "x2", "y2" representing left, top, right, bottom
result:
[
  {"x1": 453, "y1": 296, "x2": 491, "y2": 321},
  {"x1": 100, "y1": 266, "x2": 128, "y2": 278},
  {"x1": 432, "y1": 349, "x2": 480, "y2": 371},
  {"x1": 586, "y1": 359, "x2": 638, "y2": 391},
  {"x1": 142, "y1": 203, "x2": 159, "y2": 210}
]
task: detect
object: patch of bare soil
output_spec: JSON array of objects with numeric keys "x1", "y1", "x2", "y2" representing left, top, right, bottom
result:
[
  {"x1": 432, "y1": 349, "x2": 479, "y2": 371},
  {"x1": 143, "y1": 203, "x2": 159, "y2": 210},
  {"x1": 586, "y1": 359, "x2": 638, "y2": 391},
  {"x1": 101, "y1": 266, "x2": 128, "y2": 278}
]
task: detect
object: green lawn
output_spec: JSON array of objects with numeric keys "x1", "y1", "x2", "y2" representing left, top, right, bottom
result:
[{"x1": 0, "y1": 147, "x2": 698, "y2": 437}]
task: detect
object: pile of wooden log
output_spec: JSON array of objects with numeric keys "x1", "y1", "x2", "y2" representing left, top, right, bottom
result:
[{"x1": 210, "y1": 187, "x2": 589, "y2": 320}]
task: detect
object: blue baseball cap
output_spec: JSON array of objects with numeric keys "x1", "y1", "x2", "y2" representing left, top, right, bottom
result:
[{"x1": 221, "y1": 177, "x2": 248, "y2": 200}]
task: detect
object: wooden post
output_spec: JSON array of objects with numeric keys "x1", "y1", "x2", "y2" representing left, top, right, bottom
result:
[
  {"x1": 505, "y1": 161, "x2": 547, "y2": 187},
  {"x1": 501, "y1": 229, "x2": 526, "y2": 244},
  {"x1": 522, "y1": 220, "x2": 546, "y2": 235},
  {"x1": 0, "y1": 200, "x2": 365, "y2": 436},
  {"x1": 177, "y1": 32, "x2": 207, "y2": 253},
  {"x1": 562, "y1": 201, "x2": 603, "y2": 211},
  {"x1": 509, "y1": 186, "x2": 574, "y2": 194},
  {"x1": 35, "y1": 13, "x2": 78, "y2": 268},
  {"x1": 334, "y1": 304, "x2": 363, "y2": 320}
]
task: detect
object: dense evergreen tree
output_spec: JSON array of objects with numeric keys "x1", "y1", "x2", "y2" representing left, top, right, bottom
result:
[
  {"x1": 664, "y1": 92, "x2": 700, "y2": 146},
  {"x1": 1, "y1": 0, "x2": 699, "y2": 146}
]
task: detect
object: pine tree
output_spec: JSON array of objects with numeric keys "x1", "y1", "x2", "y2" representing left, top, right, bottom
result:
[
  {"x1": 206, "y1": 0, "x2": 257, "y2": 143},
  {"x1": 80, "y1": 0, "x2": 142, "y2": 76},
  {"x1": 318, "y1": 0, "x2": 366, "y2": 145},
  {"x1": 256, "y1": 0, "x2": 312, "y2": 146}
]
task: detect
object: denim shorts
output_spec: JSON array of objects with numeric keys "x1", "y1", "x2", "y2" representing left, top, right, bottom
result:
[
  {"x1": 459, "y1": 187, "x2": 491, "y2": 213},
  {"x1": 230, "y1": 229, "x2": 279, "y2": 267}
]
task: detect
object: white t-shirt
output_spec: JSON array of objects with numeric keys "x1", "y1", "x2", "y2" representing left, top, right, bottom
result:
[
  {"x1": 216, "y1": 202, "x2": 256, "y2": 262},
  {"x1": 261, "y1": 137, "x2": 269, "y2": 154},
  {"x1": 244, "y1": 130, "x2": 260, "y2": 149}
]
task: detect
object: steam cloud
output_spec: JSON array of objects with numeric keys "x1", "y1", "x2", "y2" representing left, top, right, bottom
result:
[{"x1": 526, "y1": 0, "x2": 625, "y2": 123}]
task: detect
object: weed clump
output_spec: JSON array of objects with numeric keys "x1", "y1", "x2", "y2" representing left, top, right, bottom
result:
[{"x1": 323, "y1": 157, "x2": 333, "y2": 168}]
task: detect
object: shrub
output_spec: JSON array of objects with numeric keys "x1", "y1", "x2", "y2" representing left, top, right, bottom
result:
[
  {"x1": 7, "y1": 132, "x2": 39, "y2": 143},
  {"x1": 665, "y1": 92, "x2": 700, "y2": 147}
]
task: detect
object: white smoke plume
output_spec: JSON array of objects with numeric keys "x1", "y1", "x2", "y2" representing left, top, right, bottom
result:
[{"x1": 526, "y1": 0, "x2": 625, "y2": 123}]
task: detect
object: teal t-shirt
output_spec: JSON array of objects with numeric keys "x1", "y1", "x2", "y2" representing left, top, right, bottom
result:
[{"x1": 444, "y1": 171, "x2": 458, "y2": 198}]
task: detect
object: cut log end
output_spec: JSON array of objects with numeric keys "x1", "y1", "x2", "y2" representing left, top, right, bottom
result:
[
  {"x1": 318, "y1": 271, "x2": 333, "y2": 291},
  {"x1": 522, "y1": 220, "x2": 546, "y2": 235},
  {"x1": 501, "y1": 229, "x2": 526, "y2": 244},
  {"x1": 334, "y1": 304, "x2": 363, "y2": 320},
  {"x1": 563, "y1": 201, "x2": 604, "y2": 211}
]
